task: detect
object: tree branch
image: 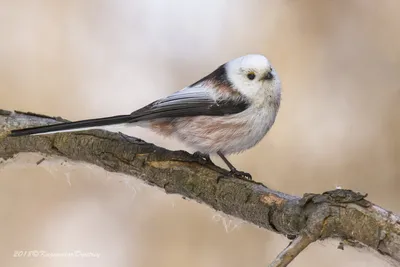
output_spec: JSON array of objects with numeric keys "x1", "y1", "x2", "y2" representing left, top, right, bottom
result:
[
  {"x1": 269, "y1": 234, "x2": 314, "y2": 267},
  {"x1": 1, "y1": 109, "x2": 400, "y2": 266}
]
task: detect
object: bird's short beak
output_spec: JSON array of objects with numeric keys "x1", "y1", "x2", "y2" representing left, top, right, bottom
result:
[{"x1": 261, "y1": 71, "x2": 274, "y2": 81}]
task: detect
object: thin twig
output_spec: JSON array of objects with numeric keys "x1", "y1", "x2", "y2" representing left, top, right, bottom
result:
[{"x1": 269, "y1": 235, "x2": 314, "y2": 267}]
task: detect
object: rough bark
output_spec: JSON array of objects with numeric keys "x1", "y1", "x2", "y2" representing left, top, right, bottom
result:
[{"x1": 1, "y1": 109, "x2": 399, "y2": 267}]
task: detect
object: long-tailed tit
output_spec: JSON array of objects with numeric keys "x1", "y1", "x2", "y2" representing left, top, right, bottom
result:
[{"x1": 9, "y1": 54, "x2": 281, "y2": 179}]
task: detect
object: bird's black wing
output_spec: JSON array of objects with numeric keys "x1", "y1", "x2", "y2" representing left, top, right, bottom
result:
[
  {"x1": 9, "y1": 86, "x2": 249, "y2": 137},
  {"x1": 128, "y1": 86, "x2": 249, "y2": 122}
]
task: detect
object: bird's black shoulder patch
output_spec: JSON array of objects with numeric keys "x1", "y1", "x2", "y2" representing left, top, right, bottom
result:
[{"x1": 190, "y1": 63, "x2": 233, "y2": 88}]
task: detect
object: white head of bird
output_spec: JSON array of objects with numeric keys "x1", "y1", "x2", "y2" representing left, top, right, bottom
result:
[{"x1": 225, "y1": 54, "x2": 281, "y2": 105}]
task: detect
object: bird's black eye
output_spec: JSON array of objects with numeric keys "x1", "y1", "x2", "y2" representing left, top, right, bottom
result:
[{"x1": 247, "y1": 73, "x2": 256, "y2": 80}]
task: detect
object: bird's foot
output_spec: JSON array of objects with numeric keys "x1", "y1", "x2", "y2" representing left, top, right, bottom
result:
[
  {"x1": 217, "y1": 168, "x2": 252, "y2": 182},
  {"x1": 193, "y1": 151, "x2": 214, "y2": 165},
  {"x1": 229, "y1": 168, "x2": 252, "y2": 180}
]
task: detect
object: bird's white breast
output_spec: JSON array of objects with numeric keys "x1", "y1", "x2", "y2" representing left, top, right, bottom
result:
[{"x1": 173, "y1": 97, "x2": 279, "y2": 155}]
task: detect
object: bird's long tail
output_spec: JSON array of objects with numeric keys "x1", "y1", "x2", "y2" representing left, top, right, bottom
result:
[{"x1": 9, "y1": 114, "x2": 134, "y2": 137}]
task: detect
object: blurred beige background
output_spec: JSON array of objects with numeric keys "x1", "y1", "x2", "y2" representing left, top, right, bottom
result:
[{"x1": 1, "y1": 0, "x2": 399, "y2": 266}]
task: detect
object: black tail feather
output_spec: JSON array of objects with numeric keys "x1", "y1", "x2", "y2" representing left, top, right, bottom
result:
[{"x1": 9, "y1": 115, "x2": 133, "y2": 137}]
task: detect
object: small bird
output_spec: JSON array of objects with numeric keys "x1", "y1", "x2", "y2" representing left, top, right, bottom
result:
[{"x1": 9, "y1": 54, "x2": 281, "y2": 179}]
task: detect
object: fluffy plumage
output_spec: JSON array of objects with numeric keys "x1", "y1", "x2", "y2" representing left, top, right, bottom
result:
[
  {"x1": 9, "y1": 54, "x2": 281, "y2": 179},
  {"x1": 147, "y1": 54, "x2": 281, "y2": 154}
]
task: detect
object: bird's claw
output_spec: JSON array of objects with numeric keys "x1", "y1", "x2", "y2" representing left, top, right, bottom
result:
[
  {"x1": 217, "y1": 168, "x2": 252, "y2": 182},
  {"x1": 229, "y1": 169, "x2": 252, "y2": 180}
]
